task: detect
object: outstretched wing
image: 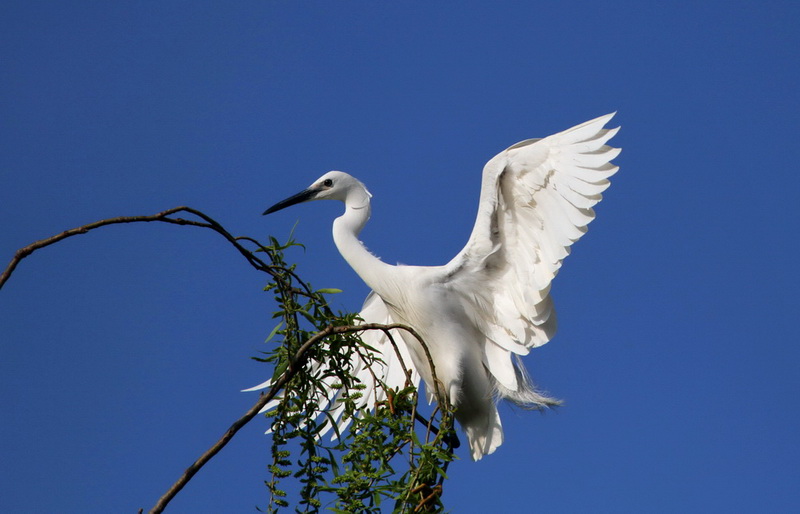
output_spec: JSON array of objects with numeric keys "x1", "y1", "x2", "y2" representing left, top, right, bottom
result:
[
  {"x1": 244, "y1": 291, "x2": 420, "y2": 439},
  {"x1": 444, "y1": 113, "x2": 620, "y2": 393}
]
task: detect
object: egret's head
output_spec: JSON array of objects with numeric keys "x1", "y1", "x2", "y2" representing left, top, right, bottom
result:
[{"x1": 263, "y1": 171, "x2": 370, "y2": 215}]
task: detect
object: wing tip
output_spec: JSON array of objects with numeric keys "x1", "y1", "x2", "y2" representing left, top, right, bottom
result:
[
  {"x1": 584, "y1": 111, "x2": 617, "y2": 128},
  {"x1": 242, "y1": 379, "x2": 272, "y2": 392},
  {"x1": 594, "y1": 112, "x2": 620, "y2": 130},
  {"x1": 556, "y1": 112, "x2": 620, "y2": 145}
]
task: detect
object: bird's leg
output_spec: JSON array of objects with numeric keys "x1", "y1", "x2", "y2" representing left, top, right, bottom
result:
[{"x1": 445, "y1": 431, "x2": 461, "y2": 449}]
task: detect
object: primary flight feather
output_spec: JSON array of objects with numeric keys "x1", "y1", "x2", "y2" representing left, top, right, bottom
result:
[{"x1": 249, "y1": 113, "x2": 620, "y2": 460}]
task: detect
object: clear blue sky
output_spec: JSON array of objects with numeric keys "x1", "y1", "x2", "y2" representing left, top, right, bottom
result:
[{"x1": 2, "y1": 1, "x2": 798, "y2": 512}]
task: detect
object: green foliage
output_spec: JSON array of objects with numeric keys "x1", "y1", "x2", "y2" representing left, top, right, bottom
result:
[{"x1": 254, "y1": 234, "x2": 456, "y2": 513}]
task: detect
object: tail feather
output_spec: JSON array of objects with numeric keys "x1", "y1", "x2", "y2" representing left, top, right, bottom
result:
[{"x1": 461, "y1": 405, "x2": 503, "y2": 461}]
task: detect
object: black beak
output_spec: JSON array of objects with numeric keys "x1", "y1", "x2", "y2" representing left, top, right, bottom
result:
[{"x1": 263, "y1": 188, "x2": 317, "y2": 215}]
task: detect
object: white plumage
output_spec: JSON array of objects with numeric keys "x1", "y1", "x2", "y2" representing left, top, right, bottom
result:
[{"x1": 249, "y1": 113, "x2": 620, "y2": 460}]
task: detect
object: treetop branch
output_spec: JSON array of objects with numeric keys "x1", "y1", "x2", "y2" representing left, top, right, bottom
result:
[{"x1": 0, "y1": 206, "x2": 276, "y2": 291}]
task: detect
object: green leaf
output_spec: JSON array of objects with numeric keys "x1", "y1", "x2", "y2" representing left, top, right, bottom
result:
[
  {"x1": 316, "y1": 288, "x2": 343, "y2": 294},
  {"x1": 252, "y1": 234, "x2": 456, "y2": 512},
  {"x1": 264, "y1": 322, "x2": 283, "y2": 344},
  {"x1": 271, "y1": 358, "x2": 289, "y2": 382}
]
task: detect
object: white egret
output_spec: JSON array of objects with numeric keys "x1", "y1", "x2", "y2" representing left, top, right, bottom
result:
[{"x1": 250, "y1": 113, "x2": 620, "y2": 460}]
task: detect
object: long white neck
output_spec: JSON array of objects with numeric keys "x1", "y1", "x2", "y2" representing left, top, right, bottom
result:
[{"x1": 332, "y1": 188, "x2": 394, "y2": 294}]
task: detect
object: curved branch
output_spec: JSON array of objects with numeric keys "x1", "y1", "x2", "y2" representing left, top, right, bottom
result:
[
  {"x1": 3, "y1": 209, "x2": 448, "y2": 511},
  {"x1": 3, "y1": 205, "x2": 349, "y2": 512},
  {"x1": 355, "y1": 323, "x2": 448, "y2": 411},
  {"x1": 149, "y1": 322, "x2": 436, "y2": 514},
  {"x1": 149, "y1": 324, "x2": 341, "y2": 513},
  {"x1": 0, "y1": 206, "x2": 277, "y2": 291}
]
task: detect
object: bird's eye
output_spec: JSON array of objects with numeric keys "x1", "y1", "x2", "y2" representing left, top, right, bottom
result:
[{"x1": 323, "y1": 179, "x2": 333, "y2": 187}]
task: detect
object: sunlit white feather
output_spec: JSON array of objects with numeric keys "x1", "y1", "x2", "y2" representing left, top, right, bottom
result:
[{"x1": 249, "y1": 113, "x2": 620, "y2": 460}]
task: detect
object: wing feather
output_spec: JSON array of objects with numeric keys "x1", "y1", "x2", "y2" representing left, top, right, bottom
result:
[
  {"x1": 567, "y1": 127, "x2": 619, "y2": 152},
  {"x1": 445, "y1": 113, "x2": 620, "y2": 394},
  {"x1": 484, "y1": 340, "x2": 519, "y2": 390}
]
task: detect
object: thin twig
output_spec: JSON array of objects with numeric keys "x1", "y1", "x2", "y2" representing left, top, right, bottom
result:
[
  {"x1": 2, "y1": 209, "x2": 449, "y2": 511},
  {"x1": 150, "y1": 322, "x2": 433, "y2": 513},
  {"x1": 149, "y1": 324, "x2": 339, "y2": 513},
  {"x1": 378, "y1": 327, "x2": 442, "y2": 436},
  {"x1": 0, "y1": 206, "x2": 277, "y2": 291}
]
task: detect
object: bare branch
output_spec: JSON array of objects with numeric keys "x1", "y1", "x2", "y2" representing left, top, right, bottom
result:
[{"x1": 0, "y1": 206, "x2": 277, "y2": 291}]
